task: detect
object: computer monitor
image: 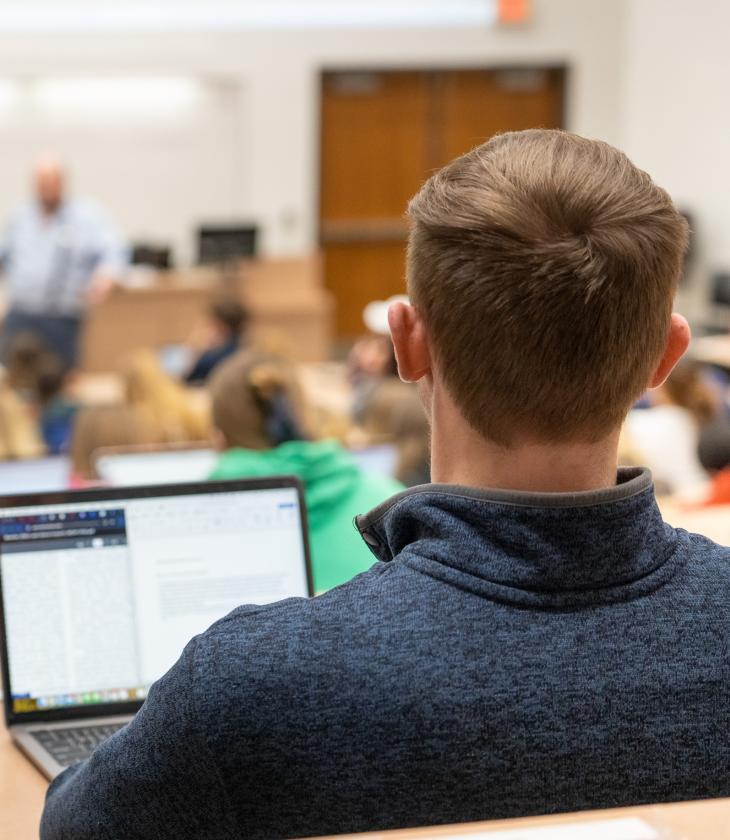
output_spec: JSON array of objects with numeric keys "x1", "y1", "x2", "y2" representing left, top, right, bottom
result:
[
  {"x1": 0, "y1": 457, "x2": 70, "y2": 494},
  {"x1": 0, "y1": 477, "x2": 311, "y2": 723},
  {"x1": 197, "y1": 225, "x2": 258, "y2": 264},
  {"x1": 93, "y1": 445, "x2": 217, "y2": 487},
  {"x1": 130, "y1": 244, "x2": 172, "y2": 270}
]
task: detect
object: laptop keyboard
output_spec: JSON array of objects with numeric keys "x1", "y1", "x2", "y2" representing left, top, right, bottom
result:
[{"x1": 32, "y1": 723, "x2": 125, "y2": 768}]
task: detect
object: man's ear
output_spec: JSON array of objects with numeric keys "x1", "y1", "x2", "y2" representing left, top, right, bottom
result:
[
  {"x1": 648, "y1": 312, "x2": 691, "y2": 389},
  {"x1": 388, "y1": 301, "x2": 431, "y2": 383}
]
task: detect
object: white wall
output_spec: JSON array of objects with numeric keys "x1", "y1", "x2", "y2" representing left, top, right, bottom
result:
[
  {"x1": 621, "y1": 0, "x2": 730, "y2": 320},
  {"x1": 0, "y1": 78, "x2": 245, "y2": 265},
  {"x1": 0, "y1": 0, "x2": 626, "y2": 262}
]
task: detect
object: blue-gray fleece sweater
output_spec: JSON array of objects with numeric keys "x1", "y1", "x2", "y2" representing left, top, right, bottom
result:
[{"x1": 41, "y1": 468, "x2": 730, "y2": 839}]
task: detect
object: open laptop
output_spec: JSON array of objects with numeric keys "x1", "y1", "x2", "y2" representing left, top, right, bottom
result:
[
  {"x1": 93, "y1": 443, "x2": 217, "y2": 487},
  {"x1": 348, "y1": 443, "x2": 399, "y2": 479},
  {"x1": 0, "y1": 476, "x2": 312, "y2": 779},
  {"x1": 0, "y1": 456, "x2": 70, "y2": 494}
]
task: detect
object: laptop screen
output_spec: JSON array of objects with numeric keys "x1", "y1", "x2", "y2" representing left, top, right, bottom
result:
[
  {"x1": 0, "y1": 481, "x2": 310, "y2": 719},
  {"x1": 348, "y1": 444, "x2": 398, "y2": 479},
  {"x1": 94, "y1": 449, "x2": 217, "y2": 487},
  {"x1": 0, "y1": 457, "x2": 70, "y2": 494}
]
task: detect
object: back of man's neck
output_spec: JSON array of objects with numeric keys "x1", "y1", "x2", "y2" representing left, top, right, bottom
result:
[{"x1": 430, "y1": 419, "x2": 620, "y2": 494}]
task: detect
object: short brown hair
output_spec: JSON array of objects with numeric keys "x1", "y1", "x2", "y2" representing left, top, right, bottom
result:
[{"x1": 407, "y1": 129, "x2": 689, "y2": 445}]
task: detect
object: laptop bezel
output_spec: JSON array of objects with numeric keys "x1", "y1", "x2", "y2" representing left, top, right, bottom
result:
[{"x1": 0, "y1": 475, "x2": 312, "y2": 728}]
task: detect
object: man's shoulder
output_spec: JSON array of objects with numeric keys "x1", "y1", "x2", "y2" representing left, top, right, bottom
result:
[
  {"x1": 199, "y1": 562, "x2": 397, "y2": 650},
  {"x1": 681, "y1": 528, "x2": 730, "y2": 563},
  {"x1": 183, "y1": 563, "x2": 415, "y2": 728},
  {"x1": 666, "y1": 525, "x2": 730, "y2": 604}
]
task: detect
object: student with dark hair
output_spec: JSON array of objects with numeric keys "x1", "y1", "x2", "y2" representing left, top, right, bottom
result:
[
  {"x1": 34, "y1": 351, "x2": 77, "y2": 454},
  {"x1": 41, "y1": 130, "x2": 730, "y2": 840},
  {"x1": 184, "y1": 297, "x2": 249, "y2": 384},
  {"x1": 697, "y1": 415, "x2": 730, "y2": 505}
]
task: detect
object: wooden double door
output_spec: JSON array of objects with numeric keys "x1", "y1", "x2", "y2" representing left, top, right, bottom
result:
[{"x1": 319, "y1": 67, "x2": 565, "y2": 339}]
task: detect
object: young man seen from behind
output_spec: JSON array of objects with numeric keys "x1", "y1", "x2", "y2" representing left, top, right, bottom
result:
[{"x1": 41, "y1": 130, "x2": 730, "y2": 840}]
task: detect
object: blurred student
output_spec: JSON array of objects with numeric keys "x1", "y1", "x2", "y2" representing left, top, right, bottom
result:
[
  {"x1": 349, "y1": 296, "x2": 404, "y2": 423},
  {"x1": 42, "y1": 132, "x2": 730, "y2": 840},
  {"x1": 361, "y1": 377, "x2": 430, "y2": 486},
  {"x1": 0, "y1": 156, "x2": 127, "y2": 369},
  {"x1": 208, "y1": 350, "x2": 403, "y2": 591},
  {"x1": 696, "y1": 416, "x2": 730, "y2": 505},
  {"x1": 185, "y1": 297, "x2": 249, "y2": 385},
  {"x1": 70, "y1": 405, "x2": 162, "y2": 483},
  {"x1": 625, "y1": 359, "x2": 718, "y2": 496},
  {"x1": 126, "y1": 350, "x2": 210, "y2": 443},
  {"x1": 0, "y1": 377, "x2": 44, "y2": 461},
  {"x1": 5, "y1": 332, "x2": 77, "y2": 454},
  {"x1": 35, "y1": 354, "x2": 78, "y2": 455},
  {"x1": 698, "y1": 416, "x2": 730, "y2": 474}
]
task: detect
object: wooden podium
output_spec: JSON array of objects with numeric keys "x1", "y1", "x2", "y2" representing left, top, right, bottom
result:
[{"x1": 80, "y1": 254, "x2": 335, "y2": 372}]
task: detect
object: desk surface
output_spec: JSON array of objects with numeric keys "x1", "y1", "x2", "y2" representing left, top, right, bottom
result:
[
  {"x1": 0, "y1": 727, "x2": 47, "y2": 839},
  {"x1": 313, "y1": 799, "x2": 730, "y2": 839}
]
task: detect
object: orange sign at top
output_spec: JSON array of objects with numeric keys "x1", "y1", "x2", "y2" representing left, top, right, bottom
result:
[{"x1": 498, "y1": 0, "x2": 531, "y2": 24}]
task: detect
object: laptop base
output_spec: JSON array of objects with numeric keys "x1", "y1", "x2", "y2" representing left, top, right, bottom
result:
[{"x1": 12, "y1": 715, "x2": 132, "y2": 780}]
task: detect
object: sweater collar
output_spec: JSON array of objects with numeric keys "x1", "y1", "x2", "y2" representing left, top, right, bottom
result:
[{"x1": 356, "y1": 468, "x2": 684, "y2": 607}]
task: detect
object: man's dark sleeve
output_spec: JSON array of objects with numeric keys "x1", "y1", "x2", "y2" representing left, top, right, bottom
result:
[{"x1": 40, "y1": 640, "x2": 236, "y2": 840}]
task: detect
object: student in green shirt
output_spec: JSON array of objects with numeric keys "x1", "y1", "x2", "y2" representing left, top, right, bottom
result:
[{"x1": 208, "y1": 350, "x2": 403, "y2": 592}]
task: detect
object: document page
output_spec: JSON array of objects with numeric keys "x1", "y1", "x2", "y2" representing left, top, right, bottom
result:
[
  {"x1": 0, "y1": 488, "x2": 307, "y2": 712},
  {"x1": 1, "y1": 508, "x2": 139, "y2": 709},
  {"x1": 126, "y1": 488, "x2": 307, "y2": 684}
]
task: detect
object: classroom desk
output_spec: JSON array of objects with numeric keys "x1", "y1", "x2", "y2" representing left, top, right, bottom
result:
[
  {"x1": 0, "y1": 726, "x2": 47, "y2": 839},
  {"x1": 312, "y1": 798, "x2": 730, "y2": 840}
]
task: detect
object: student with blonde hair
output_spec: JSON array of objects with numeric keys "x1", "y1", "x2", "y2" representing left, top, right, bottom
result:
[
  {"x1": 42, "y1": 130, "x2": 730, "y2": 839},
  {"x1": 0, "y1": 378, "x2": 44, "y2": 460},
  {"x1": 125, "y1": 349, "x2": 210, "y2": 443},
  {"x1": 208, "y1": 349, "x2": 403, "y2": 592}
]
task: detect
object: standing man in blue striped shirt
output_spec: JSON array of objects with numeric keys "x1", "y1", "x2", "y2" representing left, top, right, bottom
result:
[{"x1": 0, "y1": 156, "x2": 128, "y2": 369}]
